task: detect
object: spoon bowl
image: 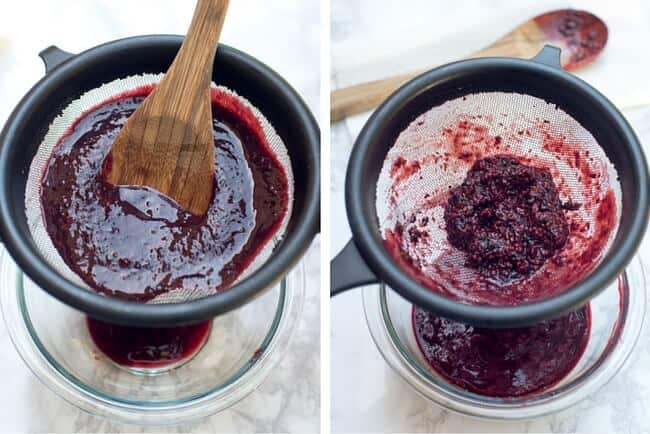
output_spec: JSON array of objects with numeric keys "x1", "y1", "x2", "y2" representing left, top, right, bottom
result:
[{"x1": 105, "y1": 0, "x2": 229, "y2": 215}]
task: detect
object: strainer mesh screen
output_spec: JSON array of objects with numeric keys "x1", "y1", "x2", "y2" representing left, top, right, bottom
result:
[
  {"x1": 25, "y1": 74, "x2": 293, "y2": 304},
  {"x1": 376, "y1": 92, "x2": 621, "y2": 306}
]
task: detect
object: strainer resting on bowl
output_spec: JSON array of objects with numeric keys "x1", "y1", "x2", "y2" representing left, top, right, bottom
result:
[
  {"x1": 0, "y1": 36, "x2": 319, "y2": 327},
  {"x1": 331, "y1": 46, "x2": 648, "y2": 328}
]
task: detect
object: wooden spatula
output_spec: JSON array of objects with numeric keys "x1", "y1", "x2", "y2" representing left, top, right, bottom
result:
[
  {"x1": 104, "y1": 0, "x2": 229, "y2": 216},
  {"x1": 331, "y1": 9, "x2": 607, "y2": 122}
]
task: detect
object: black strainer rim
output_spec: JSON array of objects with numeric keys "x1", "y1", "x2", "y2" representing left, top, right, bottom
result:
[{"x1": 340, "y1": 48, "x2": 649, "y2": 328}]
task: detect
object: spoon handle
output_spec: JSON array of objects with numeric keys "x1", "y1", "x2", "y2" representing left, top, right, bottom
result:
[
  {"x1": 330, "y1": 22, "x2": 547, "y2": 123},
  {"x1": 164, "y1": 0, "x2": 230, "y2": 95},
  {"x1": 331, "y1": 68, "x2": 425, "y2": 123}
]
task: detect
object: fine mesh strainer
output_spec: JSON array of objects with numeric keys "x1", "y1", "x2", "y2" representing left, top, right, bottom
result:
[
  {"x1": 0, "y1": 36, "x2": 319, "y2": 327},
  {"x1": 25, "y1": 74, "x2": 293, "y2": 305},
  {"x1": 331, "y1": 46, "x2": 649, "y2": 328}
]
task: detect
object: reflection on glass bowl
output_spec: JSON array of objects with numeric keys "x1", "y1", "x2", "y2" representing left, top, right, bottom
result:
[
  {"x1": 0, "y1": 249, "x2": 305, "y2": 426},
  {"x1": 363, "y1": 257, "x2": 646, "y2": 420}
]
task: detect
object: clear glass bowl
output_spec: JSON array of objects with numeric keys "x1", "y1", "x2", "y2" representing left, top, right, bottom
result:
[
  {"x1": 0, "y1": 248, "x2": 305, "y2": 425},
  {"x1": 363, "y1": 256, "x2": 646, "y2": 420}
]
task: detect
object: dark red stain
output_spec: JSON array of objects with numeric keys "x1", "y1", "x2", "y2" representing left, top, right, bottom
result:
[
  {"x1": 413, "y1": 305, "x2": 590, "y2": 397},
  {"x1": 391, "y1": 156, "x2": 421, "y2": 184},
  {"x1": 578, "y1": 189, "x2": 617, "y2": 266},
  {"x1": 383, "y1": 228, "x2": 461, "y2": 294},
  {"x1": 390, "y1": 118, "x2": 502, "y2": 190},
  {"x1": 534, "y1": 9, "x2": 608, "y2": 71},
  {"x1": 443, "y1": 119, "x2": 493, "y2": 164},
  {"x1": 87, "y1": 317, "x2": 212, "y2": 368},
  {"x1": 40, "y1": 86, "x2": 289, "y2": 302},
  {"x1": 407, "y1": 224, "x2": 429, "y2": 244}
]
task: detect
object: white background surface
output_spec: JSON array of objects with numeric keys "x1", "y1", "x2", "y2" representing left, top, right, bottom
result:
[
  {"x1": 0, "y1": 1, "x2": 320, "y2": 432},
  {"x1": 331, "y1": 0, "x2": 650, "y2": 432}
]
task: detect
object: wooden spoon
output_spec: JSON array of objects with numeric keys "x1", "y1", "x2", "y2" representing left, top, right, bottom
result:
[
  {"x1": 104, "y1": 0, "x2": 229, "y2": 215},
  {"x1": 331, "y1": 9, "x2": 607, "y2": 122}
]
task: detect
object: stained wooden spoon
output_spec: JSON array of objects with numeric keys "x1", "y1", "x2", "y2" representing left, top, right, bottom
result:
[
  {"x1": 331, "y1": 9, "x2": 608, "y2": 122},
  {"x1": 104, "y1": 0, "x2": 229, "y2": 215}
]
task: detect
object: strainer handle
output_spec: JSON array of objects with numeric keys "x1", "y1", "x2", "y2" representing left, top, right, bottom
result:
[
  {"x1": 331, "y1": 239, "x2": 379, "y2": 295},
  {"x1": 38, "y1": 46, "x2": 75, "y2": 74},
  {"x1": 531, "y1": 45, "x2": 562, "y2": 69}
]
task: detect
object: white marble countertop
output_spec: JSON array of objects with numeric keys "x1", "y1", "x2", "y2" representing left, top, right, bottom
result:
[
  {"x1": 0, "y1": 1, "x2": 320, "y2": 432},
  {"x1": 331, "y1": 0, "x2": 650, "y2": 432}
]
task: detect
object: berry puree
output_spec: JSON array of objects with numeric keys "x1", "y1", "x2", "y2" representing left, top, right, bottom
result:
[
  {"x1": 87, "y1": 317, "x2": 212, "y2": 368},
  {"x1": 40, "y1": 86, "x2": 289, "y2": 302},
  {"x1": 444, "y1": 156, "x2": 569, "y2": 281},
  {"x1": 413, "y1": 306, "x2": 590, "y2": 397}
]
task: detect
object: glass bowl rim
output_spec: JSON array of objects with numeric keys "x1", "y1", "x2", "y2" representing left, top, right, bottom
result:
[
  {"x1": 362, "y1": 256, "x2": 646, "y2": 420},
  {"x1": 0, "y1": 249, "x2": 306, "y2": 425}
]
